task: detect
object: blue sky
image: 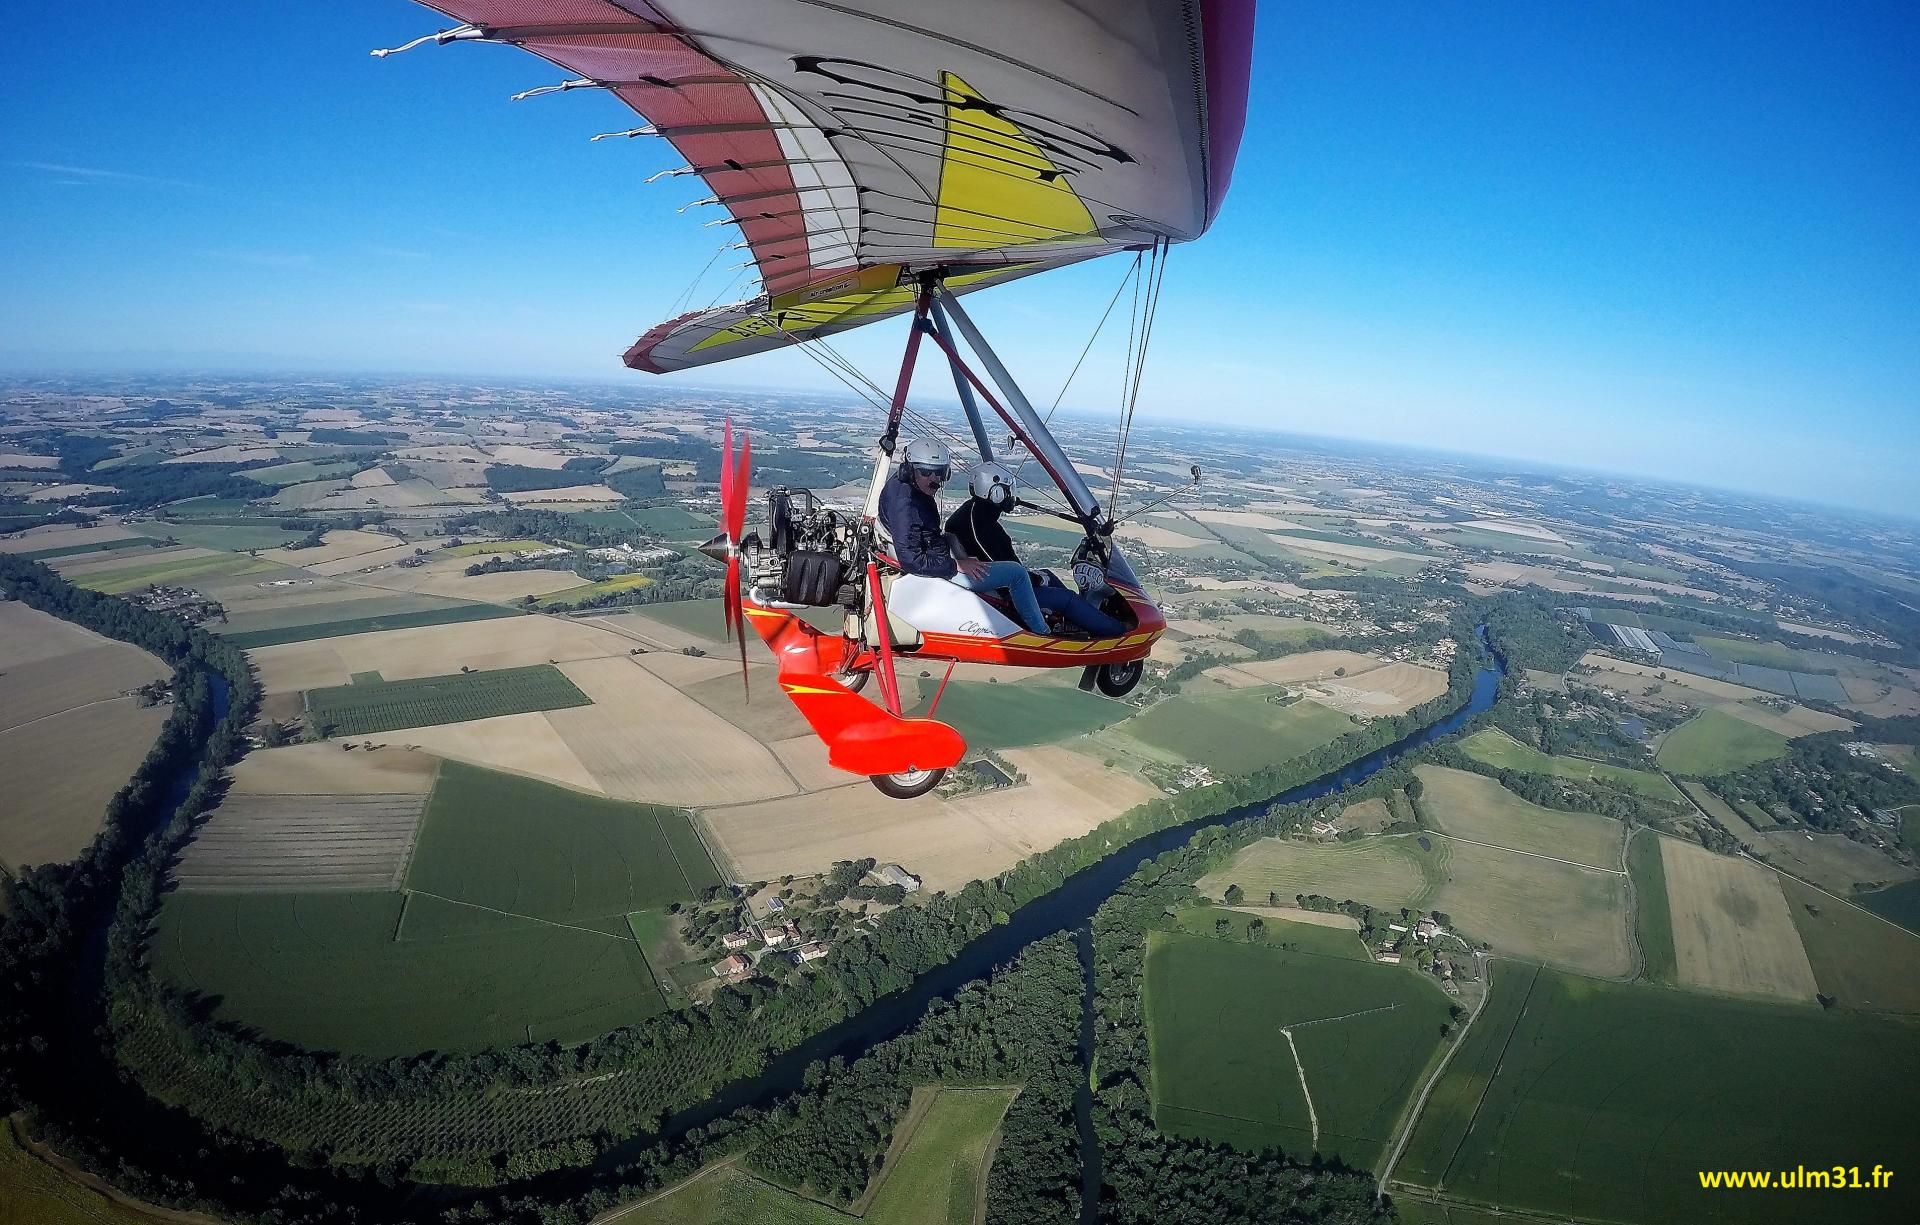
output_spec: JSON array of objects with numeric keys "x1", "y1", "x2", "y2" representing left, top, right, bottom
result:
[{"x1": 3, "y1": 3, "x2": 1915, "y2": 515}]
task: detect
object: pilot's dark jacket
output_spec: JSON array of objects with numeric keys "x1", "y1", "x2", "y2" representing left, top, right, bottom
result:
[{"x1": 877, "y1": 465, "x2": 956, "y2": 578}]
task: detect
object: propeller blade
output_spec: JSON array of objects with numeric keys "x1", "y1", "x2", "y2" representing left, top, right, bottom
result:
[
  {"x1": 719, "y1": 418, "x2": 736, "y2": 541},
  {"x1": 725, "y1": 432, "x2": 751, "y2": 545},
  {"x1": 726, "y1": 553, "x2": 748, "y2": 701}
]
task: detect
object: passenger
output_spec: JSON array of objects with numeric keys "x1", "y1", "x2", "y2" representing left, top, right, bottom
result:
[
  {"x1": 877, "y1": 440, "x2": 1049, "y2": 634},
  {"x1": 946, "y1": 463, "x2": 1127, "y2": 639}
]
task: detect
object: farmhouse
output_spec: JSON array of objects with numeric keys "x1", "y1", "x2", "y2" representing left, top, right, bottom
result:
[
  {"x1": 871, "y1": 863, "x2": 921, "y2": 892},
  {"x1": 1311, "y1": 819, "x2": 1338, "y2": 838},
  {"x1": 1374, "y1": 949, "x2": 1402, "y2": 965},
  {"x1": 720, "y1": 929, "x2": 755, "y2": 950},
  {"x1": 759, "y1": 921, "x2": 801, "y2": 948},
  {"x1": 714, "y1": 953, "x2": 751, "y2": 979},
  {"x1": 1416, "y1": 918, "x2": 1439, "y2": 940},
  {"x1": 795, "y1": 942, "x2": 830, "y2": 963}
]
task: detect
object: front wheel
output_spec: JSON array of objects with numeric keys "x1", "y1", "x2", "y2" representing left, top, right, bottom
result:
[
  {"x1": 871, "y1": 767, "x2": 945, "y2": 799},
  {"x1": 1096, "y1": 660, "x2": 1143, "y2": 697},
  {"x1": 830, "y1": 666, "x2": 870, "y2": 694}
]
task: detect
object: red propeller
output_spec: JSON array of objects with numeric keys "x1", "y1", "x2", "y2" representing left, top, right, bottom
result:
[{"x1": 717, "y1": 419, "x2": 752, "y2": 695}]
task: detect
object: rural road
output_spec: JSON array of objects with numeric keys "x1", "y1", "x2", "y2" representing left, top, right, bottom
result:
[{"x1": 1374, "y1": 960, "x2": 1491, "y2": 1202}]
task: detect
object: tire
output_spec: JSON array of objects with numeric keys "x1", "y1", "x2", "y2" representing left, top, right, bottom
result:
[
  {"x1": 1095, "y1": 660, "x2": 1143, "y2": 698},
  {"x1": 871, "y1": 767, "x2": 945, "y2": 799},
  {"x1": 831, "y1": 666, "x2": 870, "y2": 694}
]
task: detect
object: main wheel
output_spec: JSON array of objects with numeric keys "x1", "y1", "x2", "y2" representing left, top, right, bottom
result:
[
  {"x1": 1095, "y1": 660, "x2": 1143, "y2": 697},
  {"x1": 871, "y1": 767, "x2": 945, "y2": 799},
  {"x1": 830, "y1": 666, "x2": 871, "y2": 693}
]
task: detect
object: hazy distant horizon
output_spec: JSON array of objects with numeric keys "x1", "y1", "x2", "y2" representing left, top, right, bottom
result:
[{"x1": 5, "y1": 361, "x2": 1913, "y2": 525}]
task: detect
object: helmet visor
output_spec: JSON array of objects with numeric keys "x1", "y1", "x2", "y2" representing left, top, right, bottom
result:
[{"x1": 908, "y1": 462, "x2": 950, "y2": 484}]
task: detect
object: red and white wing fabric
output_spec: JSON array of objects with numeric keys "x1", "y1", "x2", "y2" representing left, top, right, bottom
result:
[{"x1": 404, "y1": 0, "x2": 1255, "y2": 373}]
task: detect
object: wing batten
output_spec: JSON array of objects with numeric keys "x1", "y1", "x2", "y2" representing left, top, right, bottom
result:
[{"x1": 410, "y1": 0, "x2": 1254, "y2": 372}]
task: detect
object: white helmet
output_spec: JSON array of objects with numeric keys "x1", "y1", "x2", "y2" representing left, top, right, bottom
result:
[
  {"x1": 968, "y1": 462, "x2": 1016, "y2": 507},
  {"x1": 902, "y1": 438, "x2": 951, "y2": 484}
]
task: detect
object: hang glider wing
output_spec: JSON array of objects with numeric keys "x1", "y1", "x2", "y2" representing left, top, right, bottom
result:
[{"x1": 407, "y1": 0, "x2": 1255, "y2": 372}]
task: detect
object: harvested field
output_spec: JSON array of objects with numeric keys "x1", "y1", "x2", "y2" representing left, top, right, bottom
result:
[
  {"x1": 1115, "y1": 521, "x2": 1210, "y2": 548},
  {"x1": 301, "y1": 543, "x2": 426, "y2": 576},
  {"x1": 1578, "y1": 653, "x2": 1775, "y2": 703},
  {"x1": 249, "y1": 615, "x2": 637, "y2": 693},
  {"x1": 1119, "y1": 689, "x2": 1355, "y2": 775},
  {"x1": 1659, "y1": 838, "x2": 1816, "y2": 1001},
  {"x1": 227, "y1": 743, "x2": 439, "y2": 795},
  {"x1": 1521, "y1": 668, "x2": 1567, "y2": 691},
  {"x1": 262, "y1": 529, "x2": 401, "y2": 567},
  {"x1": 768, "y1": 734, "x2": 864, "y2": 793},
  {"x1": 66, "y1": 551, "x2": 282, "y2": 594},
  {"x1": 1333, "y1": 796, "x2": 1396, "y2": 833},
  {"x1": 353, "y1": 560, "x2": 589, "y2": 603},
  {"x1": 1268, "y1": 534, "x2": 1430, "y2": 566},
  {"x1": 1755, "y1": 827, "x2": 1913, "y2": 894},
  {"x1": 376, "y1": 712, "x2": 604, "y2": 794},
  {"x1": 547, "y1": 658, "x2": 794, "y2": 806},
  {"x1": 574, "y1": 608, "x2": 722, "y2": 654},
  {"x1": 484, "y1": 444, "x2": 572, "y2": 469},
  {"x1": 171, "y1": 794, "x2": 429, "y2": 891},
  {"x1": 0, "y1": 523, "x2": 139, "y2": 552},
  {"x1": 1414, "y1": 766, "x2": 1624, "y2": 869},
  {"x1": 1, "y1": 699, "x2": 169, "y2": 870},
  {"x1": 306, "y1": 664, "x2": 591, "y2": 737},
  {"x1": 1455, "y1": 517, "x2": 1568, "y2": 543},
  {"x1": 501, "y1": 484, "x2": 622, "y2": 505},
  {"x1": 1227, "y1": 649, "x2": 1390, "y2": 684},
  {"x1": 703, "y1": 745, "x2": 1148, "y2": 891},
  {"x1": 0, "y1": 604, "x2": 172, "y2": 869}
]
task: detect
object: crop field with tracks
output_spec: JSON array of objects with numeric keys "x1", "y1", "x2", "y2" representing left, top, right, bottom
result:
[
  {"x1": 149, "y1": 762, "x2": 720, "y2": 1055},
  {"x1": 1779, "y1": 875, "x2": 1920, "y2": 1014},
  {"x1": 1396, "y1": 966, "x2": 1920, "y2": 1224},
  {"x1": 1146, "y1": 927, "x2": 1453, "y2": 1166},
  {"x1": 305, "y1": 663, "x2": 591, "y2": 736},
  {"x1": 1414, "y1": 765, "x2": 1624, "y2": 868},
  {"x1": 221, "y1": 601, "x2": 518, "y2": 648}
]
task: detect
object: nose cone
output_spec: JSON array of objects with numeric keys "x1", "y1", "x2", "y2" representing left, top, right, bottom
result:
[{"x1": 698, "y1": 532, "x2": 734, "y2": 564}]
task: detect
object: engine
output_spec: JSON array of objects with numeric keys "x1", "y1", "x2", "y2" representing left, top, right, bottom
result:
[{"x1": 745, "y1": 487, "x2": 858, "y2": 607}]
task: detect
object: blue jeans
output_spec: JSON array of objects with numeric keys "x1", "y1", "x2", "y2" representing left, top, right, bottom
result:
[
  {"x1": 952, "y1": 560, "x2": 1048, "y2": 634},
  {"x1": 1036, "y1": 582, "x2": 1127, "y2": 638}
]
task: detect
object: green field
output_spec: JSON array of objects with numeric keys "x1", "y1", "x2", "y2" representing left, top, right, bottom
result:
[
  {"x1": 1146, "y1": 927, "x2": 1453, "y2": 1166},
  {"x1": 534, "y1": 572, "x2": 653, "y2": 607},
  {"x1": 150, "y1": 764, "x2": 720, "y2": 1054},
  {"x1": 1779, "y1": 875, "x2": 1920, "y2": 1013},
  {"x1": 71, "y1": 551, "x2": 281, "y2": 594},
  {"x1": 221, "y1": 602, "x2": 519, "y2": 648},
  {"x1": 1857, "y1": 879, "x2": 1920, "y2": 936},
  {"x1": 1170, "y1": 907, "x2": 1369, "y2": 959},
  {"x1": 1457, "y1": 727, "x2": 1679, "y2": 799},
  {"x1": 241, "y1": 460, "x2": 361, "y2": 488},
  {"x1": 1629, "y1": 831, "x2": 1677, "y2": 982},
  {"x1": 620, "y1": 1087, "x2": 1017, "y2": 1224},
  {"x1": 1396, "y1": 965, "x2": 1920, "y2": 1224},
  {"x1": 135, "y1": 521, "x2": 311, "y2": 551},
  {"x1": 1121, "y1": 689, "x2": 1356, "y2": 775},
  {"x1": 622, "y1": 504, "x2": 710, "y2": 536},
  {"x1": 906, "y1": 680, "x2": 1124, "y2": 750},
  {"x1": 1656, "y1": 708, "x2": 1791, "y2": 775},
  {"x1": 17, "y1": 537, "x2": 167, "y2": 561},
  {"x1": 305, "y1": 663, "x2": 590, "y2": 736}
]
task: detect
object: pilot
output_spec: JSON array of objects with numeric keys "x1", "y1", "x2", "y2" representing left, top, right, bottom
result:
[
  {"x1": 947, "y1": 463, "x2": 1127, "y2": 639},
  {"x1": 878, "y1": 439, "x2": 1049, "y2": 635}
]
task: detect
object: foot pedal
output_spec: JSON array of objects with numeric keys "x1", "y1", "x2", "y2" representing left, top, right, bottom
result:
[{"x1": 1077, "y1": 665, "x2": 1099, "y2": 692}]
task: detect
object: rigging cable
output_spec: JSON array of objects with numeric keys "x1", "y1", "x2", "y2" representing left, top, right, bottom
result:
[{"x1": 1108, "y1": 237, "x2": 1168, "y2": 520}]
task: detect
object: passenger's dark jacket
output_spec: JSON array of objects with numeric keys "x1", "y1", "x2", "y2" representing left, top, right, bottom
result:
[
  {"x1": 877, "y1": 466, "x2": 955, "y2": 578},
  {"x1": 945, "y1": 497, "x2": 1017, "y2": 564}
]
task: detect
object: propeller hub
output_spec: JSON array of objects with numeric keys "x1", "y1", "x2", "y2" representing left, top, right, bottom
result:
[{"x1": 698, "y1": 532, "x2": 736, "y2": 565}]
